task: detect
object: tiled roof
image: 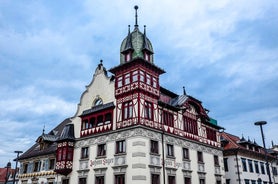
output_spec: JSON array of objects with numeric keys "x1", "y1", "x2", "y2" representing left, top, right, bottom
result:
[
  {"x1": 0, "y1": 168, "x2": 15, "y2": 182},
  {"x1": 18, "y1": 118, "x2": 71, "y2": 160}
]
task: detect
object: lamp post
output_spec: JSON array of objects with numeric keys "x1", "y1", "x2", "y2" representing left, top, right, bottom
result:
[
  {"x1": 5, "y1": 161, "x2": 11, "y2": 184},
  {"x1": 254, "y1": 121, "x2": 272, "y2": 184},
  {"x1": 13, "y1": 151, "x2": 23, "y2": 184}
]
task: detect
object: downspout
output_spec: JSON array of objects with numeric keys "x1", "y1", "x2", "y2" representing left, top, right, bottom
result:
[
  {"x1": 235, "y1": 149, "x2": 241, "y2": 184},
  {"x1": 162, "y1": 130, "x2": 166, "y2": 184}
]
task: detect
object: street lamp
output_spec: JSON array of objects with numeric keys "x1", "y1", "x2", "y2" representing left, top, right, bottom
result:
[
  {"x1": 254, "y1": 121, "x2": 272, "y2": 184},
  {"x1": 5, "y1": 161, "x2": 11, "y2": 184},
  {"x1": 13, "y1": 151, "x2": 23, "y2": 184}
]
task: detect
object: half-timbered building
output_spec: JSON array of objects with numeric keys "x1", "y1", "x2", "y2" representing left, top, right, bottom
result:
[{"x1": 17, "y1": 6, "x2": 224, "y2": 184}]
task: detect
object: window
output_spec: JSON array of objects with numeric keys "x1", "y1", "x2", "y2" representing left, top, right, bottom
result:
[
  {"x1": 248, "y1": 159, "x2": 254, "y2": 172},
  {"x1": 183, "y1": 148, "x2": 189, "y2": 160},
  {"x1": 251, "y1": 180, "x2": 256, "y2": 184},
  {"x1": 105, "y1": 113, "x2": 112, "y2": 124},
  {"x1": 214, "y1": 155, "x2": 219, "y2": 166},
  {"x1": 244, "y1": 179, "x2": 250, "y2": 184},
  {"x1": 62, "y1": 147, "x2": 67, "y2": 160},
  {"x1": 81, "y1": 147, "x2": 89, "y2": 159},
  {"x1": 226, "y1": 179, "x2": 230, "y2": 184},
  {"x1": 168, "y1": 176, "x2": 175, "y2": 184},
  {"x1": 151, "y1": 174, "x2": 160, "y2": 184},
  {"x1": 97, "y1": 115, "x2": 103, "y2": 126},
  {"x1": 67, "y1": 147, "x2": 73, "y2": 160},
  {"x1": 184, "y1": 177, "x2": 191, "y2": 184},
  {"x1": 132, "y1": 70, "x2": 138, "y2": 82},
  {"x1": 150, "y1": 140, "x2": 159, "y2": 154},
  {"x1": 163, "y1": 111, "x2": 174, "y2": 127},
  {"x1": 57, "y1": 148, "x2": 62, "y2": 161},
  {"x1": 49, "y1": 159, "x2": 55, "y2": 170},
  {"x1": 116, "y1": 140, "x2": 126, "y2": 154},
  {"x1": 183, "y1": 117, "x2": 198, "y2": 135},
  {"x1": 241, "y1": 158, "x2": 247, "y2": 172},
  {"x1": 123, "y1": 101, "x2": 133, "y2": 120},
  {"x1": 167, "y1": 144, "x2": 174, "y2": 157},
  {"x1": 79, "y1": 178, "x2": 86, "y2": 184},
  {"x1": 260, "y1": 162, "x2": 265, "y2": 174},
  {"x1": 254, "y1": 161, "x2": 259, "y2": 173},
  {"x1": 197, "y1": 151, "x2": 203, "y2": 163},
  {"x1": 152, "y1": 77, "x2": 157, "y2": 88},
  {"x1": 139, "y1": 71, "x2": 145, "y2": 82},
  {"x1": 95, "y1": 176, "x2": 104, "y2": 184},
  {"x1": 124, "y1": 73, "x2": 130, "y2": 85},
  {"x1": 273, "y1": 166, "x2": 278, "y2": 176},
  {"x1": 146, "y1": 74, "x2": 151, "y2": 85},
  {"x1": 62, "y1": 179, "x2": 69, "y2": 184},
  {"x1": 117, "y1": 76, "x2": 123, "y2": 88},
  {"x1": 23, "y1": 163, "x2": 28, "y2": 173},
  {"x1": 82, "y1": 119, "x2": 89, "y2": 130},
  {"x1": 97, "y1": 144, "x2": 106, "y2": 157},
  {"x1": 90, "y1": 117, "x2": 96, "y2": 128},
  {"x1": 224, "y1": 158, "x2": 229, "y2": 171},
  {"x1": 199, "y1": 178, "x2": 205, "y2": 184},
  {"x1": 144, "y1": 101, "x2": 153, "y2": 120},
  {"x1": 33, "y1": 161, "x2": 41, "y2": 172},
  {"x1": 115, "y1": 174, "x2": 125, "y2": 184}
]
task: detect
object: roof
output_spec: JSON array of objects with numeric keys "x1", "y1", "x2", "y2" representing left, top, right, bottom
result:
[
  {"x1": 220, "y1": 132, "x2": 275, "y2": 159},
  {"x1": 0, "y1": 168, "x2": 15, "y2": 182},
  {"x1": 80, "y1": 102, "x2": 115, "y2": 116},
  {"x1": 18, "y1": 118, "x2": 71, "y2": 161}
]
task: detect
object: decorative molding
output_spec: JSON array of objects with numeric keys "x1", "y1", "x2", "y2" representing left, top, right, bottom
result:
[
  {"x1": 132, "y1": 141, "x2": 146, "y2": 146},
  {"x1": 132, "y1": 163, "x2": 146, "y2": 169},
  {"x1": 132, "y1": 175, "x2": 147, "y2": 180},
  {"x1": 132, "y1": 152, "x2": 146, "y2": 157},
  {"x1": 75, "y1": 127, "x2": 222, "y2": 156}
]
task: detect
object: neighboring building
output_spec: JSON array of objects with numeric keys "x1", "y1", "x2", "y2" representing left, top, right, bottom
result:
[
  {"x1": 269, "y1": 143, "x2": 278, "y2": 183},
  {"x1": 17, "y1": 6, "x2": 225, "y2": 184},
  {"x1": 0, "y1": 162, "x2": 16, "y2": 184},
  {"x1": 17, "y1": 119, "x2": 71, "y2": 184},
  {"x1": 221, "y1": 132, "x2": 277, "y2": 184}
]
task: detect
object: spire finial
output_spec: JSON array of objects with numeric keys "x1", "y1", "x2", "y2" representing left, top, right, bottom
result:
[
  {"x1": 183, "y1": 86, "x2": 187, "y2": 95},
  {"x1": 144, "y1": 25, "x2": 146, "y2": 35},
  {"x1": 42, "y1": 124, "x2": 45, "y2": 135},
  {"x1": 134, "y1": 5, "x2": 139, "y2": 28},
  {"x1": 128, "y1": 25, "x2": 131, "y2": 33}
]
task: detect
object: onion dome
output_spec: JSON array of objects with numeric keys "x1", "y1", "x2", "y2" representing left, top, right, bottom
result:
[{"x1": 120, "y1": 5, "x2": 154, "y2": 64}]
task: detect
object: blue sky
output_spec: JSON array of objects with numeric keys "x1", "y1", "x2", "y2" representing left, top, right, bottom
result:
[{"x1": 0, "y1": 0, "x2": 278, "y2": 167}]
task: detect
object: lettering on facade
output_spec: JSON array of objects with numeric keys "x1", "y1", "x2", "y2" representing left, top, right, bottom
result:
[
  {"x1": 164, "y1": 159, "x2": 183, "y2": 169},
  {"x1": 90, "y1": 158, "x2": 114, "y2": 167}
]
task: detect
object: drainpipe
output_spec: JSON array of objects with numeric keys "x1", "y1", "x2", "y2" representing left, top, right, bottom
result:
[
  {"x1": 161, "y1": 130, "x2": 166, "y2": 184},
  {"x1": 235, "y1": 149, "x2": 241, "y2": 184}
]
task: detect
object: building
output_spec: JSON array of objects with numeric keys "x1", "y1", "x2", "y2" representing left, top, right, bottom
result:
[
  {"x1": 17, "y1": 119, "x2": 71, "y2": 184},
  {"x1": 221, "y1": 132, "x2": 277, "y2": 184},
  {"x1": 0, "y1": 162, "x2": 16, "y2": 184},
  {"x1": 17, "y1": 6, "x2": 224, "y2": 184}
]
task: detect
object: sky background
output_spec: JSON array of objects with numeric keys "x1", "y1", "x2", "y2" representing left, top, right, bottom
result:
[{"x1": 0, "y1": 0, "x2": 278, "y2": 167}]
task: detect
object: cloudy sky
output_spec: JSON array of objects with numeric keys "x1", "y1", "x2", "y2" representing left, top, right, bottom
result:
[{"x1": 0, "y1": 0, "x2": 278, "y2": 167}]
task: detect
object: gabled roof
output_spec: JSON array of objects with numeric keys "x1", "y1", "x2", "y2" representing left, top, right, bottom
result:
[{"x1": 18, "y1": 118, "x2": 71, "y2": 161}]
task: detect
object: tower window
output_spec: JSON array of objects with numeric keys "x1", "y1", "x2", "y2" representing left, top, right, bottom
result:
[
  {"x1": 97, "y1": 115, "x2": 103, "y2": 126},
  {"x1": 214, "y1": 155, "x2": 219, "y2": 166},
  {"x1": 104, "y1": 113, "x2": 112, "y2": 124},
  {"x1": 146, "y1": 74, "x2": 151, "y2": 85},
  {"x1": 123, "y1": 101, "x2": 133, "y2": 120},
  {"x1": 163, "y1": 111, "x2": 174, "y2": 127},
  {"x1": 117, "y1": 76, "x2": 123, "y2": 88},
  {"x1": 152, "y1": 77, "x2": 157, "y2": 88},
  {"x1": 139, "y1": 71, "x2": 145, "y2": 82},
  {"x1": 124, "y1": 73, "x2": 130, "y2": 85},
  {"x1": 125, "y1": 53, "x2": 131, "y2": 62},
  {"x1": 132, "y1": 71, "x2": 138, "y2": 82},
  {"x1": 144, "y1": 101, "x2": 153, "y2": 120}
]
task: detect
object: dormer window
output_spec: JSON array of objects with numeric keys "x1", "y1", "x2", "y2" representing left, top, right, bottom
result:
[
  {"x1": 144, "y1": 52, "x2": 150, "y2": 61},
  {"x1": 125, "y1": 52, "x2": 131, "y2": 62}
]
